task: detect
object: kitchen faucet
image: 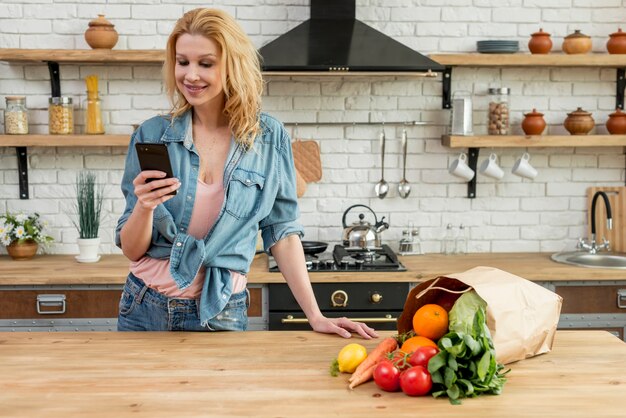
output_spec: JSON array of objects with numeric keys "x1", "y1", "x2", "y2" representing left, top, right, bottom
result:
[{"x1": 577, "y1": 191, "x2": 613, "y2": 254}]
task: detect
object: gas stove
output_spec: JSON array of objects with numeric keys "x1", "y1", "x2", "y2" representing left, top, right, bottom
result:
[{"x1": 268, "y1": 244, "x2": 407, "y2": 272}]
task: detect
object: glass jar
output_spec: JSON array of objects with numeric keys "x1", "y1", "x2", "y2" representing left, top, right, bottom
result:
[
  {"x1": 84, "y1": 92, "x2": 104, "y2": 134},
  {"x1": 4, "y1": 96, "x2": 29, "y2": 134},
  {"x1": 487, "y1": 87, "x2": 511, "y2": 135},
  {"x1": 49, "y1": 96, "x2": 74, "y2": 134}
]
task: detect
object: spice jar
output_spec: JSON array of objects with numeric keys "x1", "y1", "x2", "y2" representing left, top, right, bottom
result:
[
  {"x1": 488, "y1": 87, "x2": 511, "y2": 135},
  {"x1": 48, "y1": 96, "x2": 74, "y2": 134},
  {"x1": 4, "y1": 96, "x2": 29, "y2": 134}
]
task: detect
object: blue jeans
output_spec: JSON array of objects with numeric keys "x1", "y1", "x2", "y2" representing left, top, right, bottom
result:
[{"x1": 117, "y1": 273, "x2": 249, "y2": 331}]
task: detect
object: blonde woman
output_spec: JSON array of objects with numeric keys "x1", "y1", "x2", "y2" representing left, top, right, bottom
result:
[{"x1": 115, "y1": 8, "x2": 377, "y2": 338}]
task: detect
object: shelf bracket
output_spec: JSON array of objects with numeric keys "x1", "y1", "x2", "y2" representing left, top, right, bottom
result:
[
  {"x1": 16, "y1": 147, "x2": 29, "y2": 199},
  {"x1": 47, "y1": 61, "x2": 61, "y2": 97},
  {"x1": 617, "y1": 68, "x2": 625, "y2": 110},
  {"x1": 442, "y1": 67, "x2": 452, "y2": 109},
  {"x1": 467, "y1": 147, "x2": 479, "y2": 199}
]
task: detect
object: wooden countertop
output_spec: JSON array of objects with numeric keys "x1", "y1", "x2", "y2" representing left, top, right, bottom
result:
[
  {"x1": 0, "y1": 330, "x2": 623, "y2": 417},
  {"x1": 1, "y1": 252, "x2": 625, "y2": 286}
]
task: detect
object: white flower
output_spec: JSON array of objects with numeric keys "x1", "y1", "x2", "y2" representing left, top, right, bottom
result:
[
  {"x1": 15, "y1": 213, "x2": 28, "y2": 223},
  {"x1": 14, "y1": 226, "x2": 25, "y2": 238},
  {"x1": 1, "y1": 235, "x2": 10, "y2": 246},
  {"x1": 0, "y1": 223, "x2": 13, "y2": 236}
]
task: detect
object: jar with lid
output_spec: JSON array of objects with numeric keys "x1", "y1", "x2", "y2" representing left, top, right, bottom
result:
[
  {"x1": 49, "y1": 96, "x2": 74, "y2": 134},
  {"x1": 4, "y1": 96, "x2": 29, "y2": 134},
  {"x1": 487, "y1": 87, "x2": 511, "y2": 135}
]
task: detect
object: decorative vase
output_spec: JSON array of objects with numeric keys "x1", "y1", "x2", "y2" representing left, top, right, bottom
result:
[
  {"x1": 84, "y1": 15, "x2": 119, "y2": 49},
  {"x1": 606, "y1": 108, "x2": 626, "y2": 135},
  {"x1": 562, "y1": 30, "x2": 592, "y2": 54},
  {"x1": 564, "y1": 107, "x2": 595, "y2": 135},
  {"x1": 607, "y1": 28, "x2": 626, "y2": 54},
  {"x1": 76, "y1": 237, "x2": 101, "y2": 263},
  {"x1": 6, "y1": 240, "x2": 39, "y2": 260},
  {"x1": 522, "y1": 109, "x2": 547, "y2": 135},
  {"x1": 528, "y1": 29, "x2": 552, "y2": 54}
]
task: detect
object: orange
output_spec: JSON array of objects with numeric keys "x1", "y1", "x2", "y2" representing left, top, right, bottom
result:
[
  {"x1": 412, "y1": 303, "x2": 449, "y2": 341},
  {"x1": 400, "y1": 336, "x2": 437, "y2": 354}
]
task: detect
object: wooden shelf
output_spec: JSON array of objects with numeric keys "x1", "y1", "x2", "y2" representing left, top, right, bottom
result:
[
  {"x1": 0, "y1": 48, "x2": 164, "y2": 64},
  {"x1": 443, "y1": 134, "x2": 626, "y2": 148},
  {"x1": 0, "y1": 134, "x2": 130, "y2": 147},
  {"x1": 430, "y1": 53, "x2": 626, "y2": 68}
]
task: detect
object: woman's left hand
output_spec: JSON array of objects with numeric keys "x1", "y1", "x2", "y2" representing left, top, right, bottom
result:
[{"x1": 309, "y1": 316, "x2": 379, "y2": 339}]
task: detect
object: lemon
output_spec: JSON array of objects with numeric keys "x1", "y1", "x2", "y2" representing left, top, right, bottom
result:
[{"x1": 336, "y1": 343, "x2": 367, "y2": 373}]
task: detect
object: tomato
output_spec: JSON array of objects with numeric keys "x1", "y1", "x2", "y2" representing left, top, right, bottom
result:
[
  {"x1": 407, "y1": 346, "x2": 439, "y2": 368},
  {"x1": 373, "y1": 360, "x2": 401, "y2": 392},
  {"x1": 400, "y1": 366, "x2": 432, "y2": 396}
]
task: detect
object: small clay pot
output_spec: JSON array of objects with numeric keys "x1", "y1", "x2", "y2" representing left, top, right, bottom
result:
[
  {"x1": 562, "y1": 30, "x2": 592, "y2": 54},
  {"x1": 528, "y1": 29, "x2": 552, "y2": 54},
  {"x1": 607, "y1": 28, "x2": 626, "y2": 54},
  {"x1": 522, "y1": 109, "x2": 547, "y2": 135},
  {"x1": 606, "y1": 108, "x2": 626, "y2": 135},
  {"x1": 84, "y1": 14, "x2": 118, "y2": 49},
  {"x1": 564, "y1": 107, "x2": 595, "y2": 135}
]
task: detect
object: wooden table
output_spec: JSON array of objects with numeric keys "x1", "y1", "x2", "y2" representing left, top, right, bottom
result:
[{"x1": 0, "y1": 330, "x2": 624, "y2": 417}]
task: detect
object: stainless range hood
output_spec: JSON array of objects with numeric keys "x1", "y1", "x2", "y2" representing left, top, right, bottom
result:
[{"x1": 259, "y1": 0, "x2": 444, "y2": 74}]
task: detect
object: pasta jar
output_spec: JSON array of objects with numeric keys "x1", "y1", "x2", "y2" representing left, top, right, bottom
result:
[
  {"x1": 49, "y1": 96, "x2": 74, "y2": 134},
  {"x1": 84, "y1": 92, "x2": 104, "y2": 134},
  {"x1": 487, "y1": 87, "x2": 511, "y2": 135},
  {"x1": 4, "y1": 96, "x2": 29, "y2": 134}
]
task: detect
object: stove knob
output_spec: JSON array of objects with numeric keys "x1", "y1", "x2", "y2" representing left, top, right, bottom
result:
[
  {"x1": 371, "y1": 293, "x2": 383, "y2": 304},
  {"x1": 325, "y1": 260, "x2": 335, "y2": 270},
  {"x1": 311, "y1": 259, "x2": 320, "y2": 271},
  {"x1": 355, "y1": 259, "x2": 364, "y2": 270},
  {"x1": 340, "y1": 260, "x2": 349, "y2": 270}
]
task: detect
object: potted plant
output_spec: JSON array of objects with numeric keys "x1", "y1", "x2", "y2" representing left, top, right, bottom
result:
[
  {"x1": 0, "y1": 212, "x2": 53, "y2": 260},
  {"x1": 72, "y1": 171, "x2": 104, "y2": 263}
]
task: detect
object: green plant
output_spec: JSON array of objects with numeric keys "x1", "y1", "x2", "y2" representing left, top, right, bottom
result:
[
  {"x1": 0, "y1": 212, "x2": 53, "y2": 245},
  {"x1": 73, "y1": 171, "x2": 104, "y2": 239}
]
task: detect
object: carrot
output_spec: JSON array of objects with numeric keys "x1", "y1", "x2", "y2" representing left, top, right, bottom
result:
[{"x1": 348, "y1": 337, "x2": 398, "y2": 389}]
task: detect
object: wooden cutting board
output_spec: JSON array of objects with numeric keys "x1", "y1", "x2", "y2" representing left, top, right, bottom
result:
[{"x1": 587, "y1": 186, "x2": 626, "y2": 252}]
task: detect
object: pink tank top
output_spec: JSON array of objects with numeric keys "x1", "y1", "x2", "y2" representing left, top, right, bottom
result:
[{"x1": 130, "y1": 179, "x2": 247, "y2": 299}]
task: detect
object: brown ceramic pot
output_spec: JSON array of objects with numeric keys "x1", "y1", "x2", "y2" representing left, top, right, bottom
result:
[
  {"x1": 6, "y1": 240, "x2": 39, "y2": 260},
  {"x1": 607, "y1": 28, "x2": 626, "y2": 54},
  {"x1": 562, "y1": 30, "x2": 592, "y2": 54},
  {"x1": 84, "y1": 14, "x2": 119, "y2": 49},
  {"x1": 528, "y1": 29, "x2": 552, "y2": 54},
  {"x1": 606, "y1": 108, "x2": 626, "y2": 134},
  {"x1": 522, "y1": 109, "x2": 547, "y2": 135},
  {"x1": 564, "y1": 107, "x2": 595, "y2": 135}
]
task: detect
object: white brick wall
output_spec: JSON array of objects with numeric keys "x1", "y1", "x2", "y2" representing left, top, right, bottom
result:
[{"x1": 1, "y1": 0, "x2": 625, "y2": 256}]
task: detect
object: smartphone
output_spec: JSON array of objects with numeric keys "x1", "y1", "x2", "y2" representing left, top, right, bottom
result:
[{"x1": 134, "y1": 143, "x2": 177, "y2": 195}]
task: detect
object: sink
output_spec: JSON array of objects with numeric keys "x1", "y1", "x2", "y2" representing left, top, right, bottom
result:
[{"x1": 551, "y1": 251, "x2": 626, "y2": 269}]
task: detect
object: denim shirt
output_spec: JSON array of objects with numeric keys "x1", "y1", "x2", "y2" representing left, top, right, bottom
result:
[{"x1": 115, "y1": 110, "x2": 304, "y2": 326}]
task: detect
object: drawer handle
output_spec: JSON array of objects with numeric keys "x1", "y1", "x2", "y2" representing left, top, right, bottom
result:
[
  {"x1": 281, "y1": 314, "x2": 397, "y2": 324},
  {"x1": 36, "y1": 294, "x2": 66, "y2": 315},
  {"x1": 618, "y1": 289, "x2": 626, "y2": 309}
]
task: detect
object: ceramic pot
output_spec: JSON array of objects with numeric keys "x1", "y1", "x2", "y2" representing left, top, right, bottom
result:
[
  {"x1": 84, "y1": 14, "x2": 118, "y2": 49},
  {"x1": 522, "y1": 109, "x2": 547, "y2": 135},
  {"x1": 562, "y1": 30, "x2": 592, "y2": 54},
  {"x1": 606, "y1": 108, "x2": 626, "y2": 135},
  {"x1": 564, "y1": 107, "x2": 595, "y2": 135},
  {"x1": 6, "y1": 240, "x2": 38, "y2": 260},
  {"x1": 76, "y1": 237, "x2": 101, "y2": 263},
  {"x1": 528, "y1": 29, "x2": 552, "y2": 54},
  {"x1": 607, "y1": 28, "x2": 626, "y2": 54}
]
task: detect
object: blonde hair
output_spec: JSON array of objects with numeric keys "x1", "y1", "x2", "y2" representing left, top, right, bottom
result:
[{"x1": 164, "y1": 8, "x2": 263, "y2": 148}]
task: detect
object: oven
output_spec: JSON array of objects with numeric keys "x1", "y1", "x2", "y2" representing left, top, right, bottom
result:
[{"x1": 268, "y1": 282, "x2": 411, "y2": 331}]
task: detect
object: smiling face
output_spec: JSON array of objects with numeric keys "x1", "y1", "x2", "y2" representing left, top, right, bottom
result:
[{"x1": 174, "y1": 33, "x2": 225, "y2": 111}]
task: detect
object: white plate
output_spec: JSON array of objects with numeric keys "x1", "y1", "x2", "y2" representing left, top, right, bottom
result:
[{"x1": 75, "y1": 255, "x2": 101, "y2": 263}]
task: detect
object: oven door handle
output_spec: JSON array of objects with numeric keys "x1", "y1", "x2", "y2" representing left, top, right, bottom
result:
[{"x1": 281, "y1": 314, "x2": 397, "y2": 324}]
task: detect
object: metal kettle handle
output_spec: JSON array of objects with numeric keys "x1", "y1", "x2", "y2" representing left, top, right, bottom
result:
[{"x1": 341, "y1": 204, "x2": 378, "y2": 228}]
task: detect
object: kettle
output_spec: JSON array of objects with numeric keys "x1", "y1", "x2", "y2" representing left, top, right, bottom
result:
[{"x1": 341, "y1": 204, "x2": 389, "y2": 249}]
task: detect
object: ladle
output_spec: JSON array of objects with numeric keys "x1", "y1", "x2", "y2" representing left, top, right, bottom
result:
[
  {"x1": 374, "y1": 128, "x2": 388, "y2": 199},
  {"x1": 398, "y1": 129, "x2": 411, "y2": 198}
]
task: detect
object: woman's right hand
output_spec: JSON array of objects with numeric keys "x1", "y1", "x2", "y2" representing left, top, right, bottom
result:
[{"x1": 133, "y1": 170, "x2": 180, "y2": 211}]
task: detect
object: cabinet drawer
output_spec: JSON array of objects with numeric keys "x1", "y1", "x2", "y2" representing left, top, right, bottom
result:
[
  {"x1": 0, "y1": 290, "x2": 121, "y2": 319},
  {"x1": 555, "y1": 285, "x2": 626, "y2": 314}
]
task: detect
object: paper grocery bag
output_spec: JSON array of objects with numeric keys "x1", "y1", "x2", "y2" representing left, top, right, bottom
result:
[{"x1": 397, "y1": 266, "x2": 563, "y2": 365}]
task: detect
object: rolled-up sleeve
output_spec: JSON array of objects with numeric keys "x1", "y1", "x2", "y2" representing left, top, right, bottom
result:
[{"x1": 259, "y1": 127, "x2": 304, "y2": 252}]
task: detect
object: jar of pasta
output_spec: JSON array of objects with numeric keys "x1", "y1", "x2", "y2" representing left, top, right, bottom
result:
[
  {"x1": 4, "y1": 96, "x2": 29, "y2": 134},
  {"x1": 49, "y1": 96, "x2": 74, "y2": 134}
]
